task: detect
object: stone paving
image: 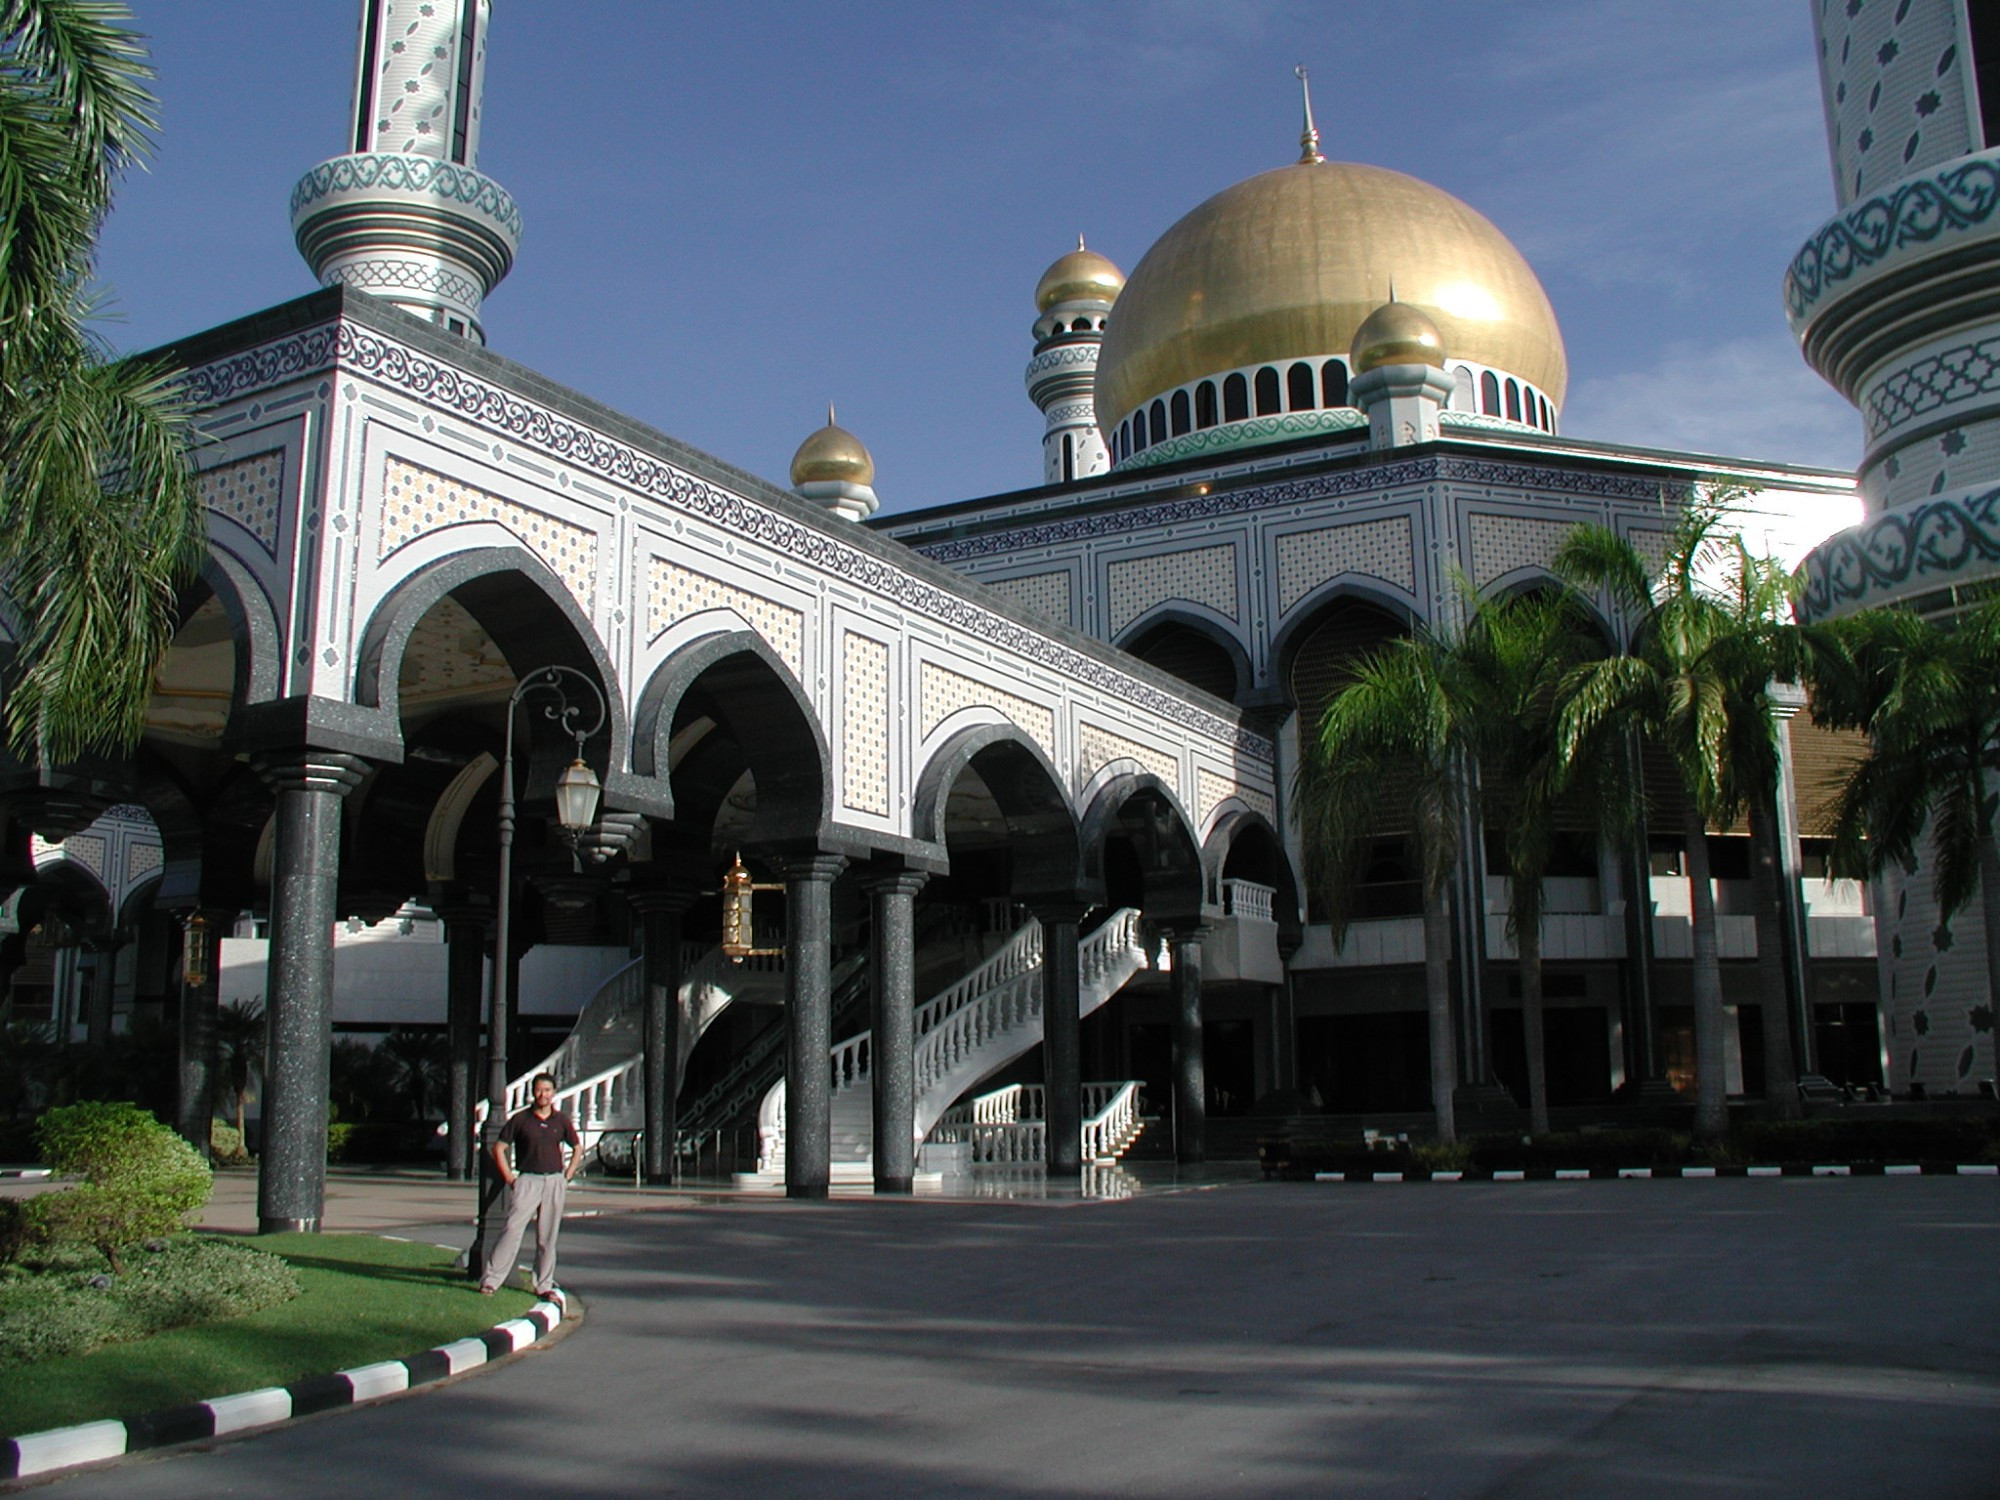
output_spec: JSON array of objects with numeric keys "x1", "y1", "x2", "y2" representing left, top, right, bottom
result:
[{"x1": 25, "y1": 1170, "x2": 2000, "y2": 1498}]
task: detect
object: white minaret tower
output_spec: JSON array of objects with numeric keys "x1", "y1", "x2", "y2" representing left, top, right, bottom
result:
[
  {"x1": 290, "y1": 1, "x2": 521, "y2": 344},
  {"x1": 1026, "y1": 238, "x2": 1124, "y2": 485}
]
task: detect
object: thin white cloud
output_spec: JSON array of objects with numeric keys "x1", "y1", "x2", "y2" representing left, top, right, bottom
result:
[{"x1": 1562, "y1": 333, "x2": 1862, "y2": 475}]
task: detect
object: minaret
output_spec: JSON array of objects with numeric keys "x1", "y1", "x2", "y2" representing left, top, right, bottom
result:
[
  {"x1": 1026, "y1": 237, "x2": 1124, "y2": 486},
  {"x1": 290, "y1": 1, "x2": 522, "y2": 344}
]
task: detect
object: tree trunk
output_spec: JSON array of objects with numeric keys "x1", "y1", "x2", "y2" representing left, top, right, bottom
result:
[
  {"x1": 1979, "y1": 833, "x2": 2000, "y2": 1087},
  {"x1": 1424, "y1": 884, "x2": 1458, "y2": 1143},
  {"x1": 1683, "y1": 807, "x2": 1729, "y2": 1141},
  {"x1": 1519, "y1": 916, "x2": 1549, "y2": 1136},
  {"x1": 1749, "y1": 797, "x2": 1800, "y2": 1118}
]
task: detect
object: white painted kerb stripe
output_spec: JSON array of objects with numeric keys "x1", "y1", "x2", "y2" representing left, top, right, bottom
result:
[
  {"x1": 494, "y1": 1317, "x2": 540, "y2": 1350},
  {"x1": 436, "y1": 1337, "x2": 489, "y2": 1375},
  {"x1": 12, "y1": 1421, "x2": 127, "y2": 1477},
  {"x1": 1748, "y1": 1165, "x2": 1781, "y2": 1177},
  {"x1": 342, "y1": 1362, "x2": 410, "y2": 1400},
  {"x1": 206, "y1": 1388, "x2": 292, "y2": 1435}
]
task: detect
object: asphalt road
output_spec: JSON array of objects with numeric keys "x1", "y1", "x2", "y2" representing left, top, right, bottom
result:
[{"x1": 38, "y1": 1177, "x2": 2000, "y2": 1498}]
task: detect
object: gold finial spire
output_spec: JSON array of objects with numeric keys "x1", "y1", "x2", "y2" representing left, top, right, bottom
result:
[
  {"x1": 1077, "y1": 232, "x2": 1086, "y2": 252},
  {"x1": 1295, "y1": 64, "x2": 1323, "y2": 164},
  {"x1": 827, "y1": 401, "x2": 837, "y2": 427}
]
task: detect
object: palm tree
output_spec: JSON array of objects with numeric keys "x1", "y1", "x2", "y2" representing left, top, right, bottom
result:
[
  {"x1": 379, "y1": 1027, "x2": 448, "y2": 1122},
  {"x1": 1554, "y1": 503, "x2": 1802, "y2": 1139},
  {"x1": 0, "y1": 1, "x2": 202, "y2": 762},
  {"x1": 1296, "y1": 622, "x2": 1476, "y2": 1142},
  {"x1": 1810, "y1": 598, "x2": 2000, "y2": 1039},
  {"x1": 213, "y1": 998, "x2": 263, "y2": 1144},
  {"x1": 1459, "y1": 588, "x2": 1636, "y2": 1135}
]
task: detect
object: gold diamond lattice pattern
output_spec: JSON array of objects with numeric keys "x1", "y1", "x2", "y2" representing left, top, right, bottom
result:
[
  {"x1": 919, "y1": 664, "x2": 1055, "y2": 761},
  {"x1": 382, "y1": 458, "x2": 598, "y2": 610},
  {"x1": 1080, "y1": 724, "x2": 1179, "y2": 794},
  {"x1": 1275, "y1": 517, "x2": 1414, "y2": 614},
  {"x1": 1197, "y1": 767, "x2": 1273, "y2": 826},
  {"x1": 1467, "y1": 513, "x2": 1582, "y2": 588},
  {"x1": 1108, "y1": 544, "x2": 1238, "y2": 635},
  {"x1": 986, "y1": 571, "x2": 1072, "y2": 626},
  {"x1": 647, "y1": 558, "x2": 804, "y2": 678},
  {"x1": 199, "y1": 451, "x2": 285, "y2": 554},
  {"x1": 842, "y1": 632, "x2": 891, "y2": 816}
]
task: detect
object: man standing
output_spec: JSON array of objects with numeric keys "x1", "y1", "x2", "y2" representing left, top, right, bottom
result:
[{"x1": 479, "y1": 1072, "x2": 579, "y2": 1305}]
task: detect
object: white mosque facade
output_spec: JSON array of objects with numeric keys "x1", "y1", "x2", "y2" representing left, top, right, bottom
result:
[{"x1": 11, "y1": 1, "x2": 1998, "y2": 1220}]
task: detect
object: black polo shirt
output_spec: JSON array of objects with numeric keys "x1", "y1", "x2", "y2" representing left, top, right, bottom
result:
[{"x1": 499, "y1": 1106, "x2": 579, "y2": 1175}]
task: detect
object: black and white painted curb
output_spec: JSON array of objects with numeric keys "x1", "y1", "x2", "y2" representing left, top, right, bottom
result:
[
  {"x1": 1, "y1": 1297, "x2": 567, "y2": 1482},
  {"x1": 1310, "y1": 1162, "x2": 2000, "y2": 1183}
]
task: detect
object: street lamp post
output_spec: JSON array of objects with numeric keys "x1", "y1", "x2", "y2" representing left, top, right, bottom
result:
[{"x1": 469, "y1": 666, "x2": 606, "y2": 1280}]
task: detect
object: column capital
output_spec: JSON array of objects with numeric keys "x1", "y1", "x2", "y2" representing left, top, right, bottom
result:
[
  {"x1": 433, "y1": 900, "x2": 493, "y2": 932},
  {"x1": 625, "y1": 878, "x2": 701, "y2": 918},
  {"x1": 250, "y1": 750, "x2": 371, "y2": 798},
  {"x1": 861, "y1": 869, "x2": 930, "y2": 900},
  {"x1": 1026, "y1": 899, "x2": 1092, "y2": 926},
  {"x1": 774, "y1": 852, "x2": 848, "y2": 884},
  {"x1": 1164, "y1": 923, "x2": 1213, "y2": 945},
  {"x1": 582, "y1": 811, "x2": 650, "y2": 865}
]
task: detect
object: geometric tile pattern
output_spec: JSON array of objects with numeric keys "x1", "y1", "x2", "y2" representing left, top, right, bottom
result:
[
  {"x1": 52, "y1": 835, "x2": 105, "y2": 879},
  {"x1": 127, "y1": 841, "x2": 163, "y2": 879},
  {"x1": 1080, "y1": 723, "x2": 1179, "y2": 795},
  {"x1": 985, "y1": 571, "x2": 1072, "y2": 626},
  {"x1": 1275, "y1": 516, "x2": 1415, "y2": 613},
  {"x1": 198, "y1": 450, "x2": 285, "y2": 555},
  {"x1": 1108, "y1": 544, "x2": 1238, "y2": 635},
  {"x1": 1817, "y1": 0, "x2": 1968, "y2": 205},
  {"x1": 1467, "y1": 513, "x2": 1581, "y2": 588},
  {"x1": 919, "y1": 663, "x2": 1055, "y2": 761},
  {"x1": 1197, "y1": 767, "x2": 1273, "y2": 827},
  {"x1": 382, "y1": 458, "x2": 599, "y2": 611},
  {"x1": 841, "y1": 632, "x2": 891, "y2": 817},
  {"x1": 647, "y1": 558, "x2": 805, "y2": 680}
]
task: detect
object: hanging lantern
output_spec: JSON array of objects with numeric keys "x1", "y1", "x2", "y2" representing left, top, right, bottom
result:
[
  {"x1": 719, "y1": 853, "x2": 783, "y2": 962},
  {"x1": 182, "y1": 913, "x2": 211, "y2": 988},
  {"x1": 553, "y1": 758, "x2": 602, "y2": 831}
]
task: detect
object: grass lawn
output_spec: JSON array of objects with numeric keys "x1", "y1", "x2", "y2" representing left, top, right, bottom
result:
[{"x1": 0, "y1": 1233, "x2": 538, "y2": 1439}]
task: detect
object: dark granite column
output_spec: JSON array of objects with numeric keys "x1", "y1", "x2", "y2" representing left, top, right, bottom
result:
[
  {"x1": 630, "y1": 883, "x2": 695, "y2": 1185},
  {"x1": 1033, "y1": 904, "x2": 1087, "y2": 1178},
  {"x1": 251, "y1": 752, "x2": 369, "y2": 1234},
  {"x1": 1270, "y1": 932, "x2": 1301, "y2": 1097},
  {"x1": 779, "y1": 853, "x2": 846, "y2": 1200},
  {"x1": 174, "y1": 909, "x2": 230, "y2": 1158},
  {"x1": 437, "y1": 902, "x2": 489, "y2": 1181},
  {"x1": 83, "y1": 935, "x2": 124, "y2": 1047},
  {"x1": 1169, "y1": 926, "x2": 1209, "y2": 1165},
  {"x1": 866, "y1": 870, "x2": 928, "y2": 1194}
]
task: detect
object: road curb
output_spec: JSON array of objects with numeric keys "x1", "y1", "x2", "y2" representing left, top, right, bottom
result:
[
  {"x1": 1, "y1": 1295, "x2": 572, "y2": 1484},
  {"x1": 1307, "y1": 1161, "x2": 2000, "y2": 1182}
]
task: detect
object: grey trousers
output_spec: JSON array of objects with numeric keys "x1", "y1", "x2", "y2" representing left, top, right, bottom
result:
[{"x1": 482, "y1": 1172, "x2": 566, "y2": 1294}]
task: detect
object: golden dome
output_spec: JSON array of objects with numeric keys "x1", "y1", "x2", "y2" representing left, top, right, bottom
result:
[
  {"x1": 790, "y1": 409, "x2": 875, "y2": 488},
  {"x1": 1034, "y1": 238, "x2": 1126, "y2": 313},
  {"x1": 1094, "y1": 160, "x2": 1567, "y2": 425},
  {"x1": 1351, "y1": 299, "x2": 1446, "y2": 372}
]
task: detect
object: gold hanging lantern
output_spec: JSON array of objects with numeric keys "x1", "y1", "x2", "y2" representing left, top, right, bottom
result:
[
  {"x1": 719, "y1": 853, "x2": 783, "y2": 962},
  {"x1": 182, "y1": 913, "x2": 211, "y2": 988}
]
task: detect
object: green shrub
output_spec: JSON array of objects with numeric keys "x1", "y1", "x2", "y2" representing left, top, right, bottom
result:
[
  {"x1": 210, "y1": 1120, "x2": 248, "y2": 1164},
  {"x1": 1408, "y1": 1140, "x2": 1473, "y2": 1172},
  {"x1": 26, "y1": 1103, "x2": 212, "y2": 1273},
  {"x1": 0, "y1": 1237, "x2": 299, "y2": 1366}
]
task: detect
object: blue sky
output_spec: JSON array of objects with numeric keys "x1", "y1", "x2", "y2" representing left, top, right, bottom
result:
[{"x1": 97, "y1": 2, "x2": 1859, "y2": 517}]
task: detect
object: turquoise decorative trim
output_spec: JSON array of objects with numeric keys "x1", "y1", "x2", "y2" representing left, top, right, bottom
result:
[
  {"x1": 290, "y1": 154, "x2": 523, "y2": 237},
  {"x1": 1865, "y1": 333, "x2": 2000, "y2": 438},
  {"x1": 1785, "y1": 154, "x2": 2000, "y2": 329},
  {"x1": 1438, "y1": 411, "x2": 1541, "y2": 434},
  {"x1": 1799, "y1": 485, "x2": 2000, "y2": 618},
  {"x1": 1115, "y1": 409, "x2": 1363, "y2": 472}
]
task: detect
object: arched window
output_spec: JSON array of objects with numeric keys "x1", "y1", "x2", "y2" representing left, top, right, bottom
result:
[
  {"x1": 1170, "y1": 389, "x2": 1191, "y2": 436},
  {"x1": 1288, "y1": 362, "x2": 1316, "y2": 411},
  {"x1": 1452, "y1": 366, "x2": 1474, "y2": 411},
  {"x1": 1539, "y1": 395, "x2": 1552, "y2": 431},
  {"x1": 1224, "y1": 373, "x2": 1249, "y2": 422},
  {"x1": 1323, "y1": 360, "x2": 1350, "y2": 408},
  {"x1": 1071, "y1": 317, "x2": 1091, "y2": 333},
  {"x1": 1196, "y1": 380, "x2": 1218, "y2": 429},
  {"x1": 1118, "y1": 422, "x2": 1129, "y2": 462},
  {"x1": 1132, "y1": 411, "x2": 1149, "y2": 452},
  {"x1": 1481, "y1": 370, "x2": 1500, "y2": 415},
  {"x1": 1062, "y1": 433, "x2": 1074, "y2": 483},
  {"x1": 1254, "y1": 366, "x2": 1281, "y2": 415},
  {"x1": 1505, "y1": 379, "x2": 1522, "y2": 422},
  {"x1": 1149, "y1": 399, "x2": 1168, "y2": 448}
]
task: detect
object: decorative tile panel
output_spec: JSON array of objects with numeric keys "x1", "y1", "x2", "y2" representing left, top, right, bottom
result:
[
  {"x1": 52, "y1": 835, "x2": 104, "y2": 879},
  {"x1": 199, "y1": 450, "x2": 285, "y2": 555},
  {"x1": 1816, "y1": 0, "x2": 1969, "y2": 206},
  {"x1": 986, "y1": 571, "x2": 1072, "y2": 626},
  {"x1": 382, "y1": 458, "x2": 598, "y2": 610},
  {"x1": 127, "y1": 842, "x2": 163, "y2": 879},
  {"x1": 1108, "y1": 544, "x2": 1238, "y2": 635},
  {"x1": 919, "y1": 663, "x2": 1055, "y2": 759},
  {"x1": 841, "y1": 632, "x2": 891, "y2": 817},
  {"x1": 1080, "y1": 724, "x2": 1179, "y2": 794},
  {"x1": 1197, "y1": 767, "x2": 1274, "y2": 827},
  {"x1": 1275, "y1": 517, "x2": 1415, "y2": 613},
  {"x1": 647, "y1": 559, "x2": 804, "y2": 678},
  {"x1": 1467, "y1": 513, "x2": 1580, "y2": 587}
]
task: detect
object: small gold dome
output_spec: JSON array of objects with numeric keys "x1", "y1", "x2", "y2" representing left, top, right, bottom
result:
[
  {"x1": 1034, "y1": 238, "x2": 1126, "y2": 313},
  {"x1": 1350, "y1": 300, "x2": 1446, "y2": 372},
  {"x1": 790, "y1": 410, "x2": 874, "y2": 488},
  {"x1": 1095, "y1": 160, "x2": 1566, "y2": 425}
]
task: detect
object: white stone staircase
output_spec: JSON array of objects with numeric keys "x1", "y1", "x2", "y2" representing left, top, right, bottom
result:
[
  {"x1": 928, "y1": 1080, "x2": 1147, "y2": 1165},
  {"x1": 476, "y1": 944, "x2": 787, "y2": 1151},
  {"x1": 754, "y1": 907, "x2": 1159, "y2": 1179}
]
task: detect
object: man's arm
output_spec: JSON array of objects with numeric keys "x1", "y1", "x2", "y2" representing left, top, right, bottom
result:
[
  {"x1": 563, "y1": 1116, "x2": 581, "y2": 1182},
  {"x1": 490, "y1": 1134, "x2": 516, "y2": 1186}
]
